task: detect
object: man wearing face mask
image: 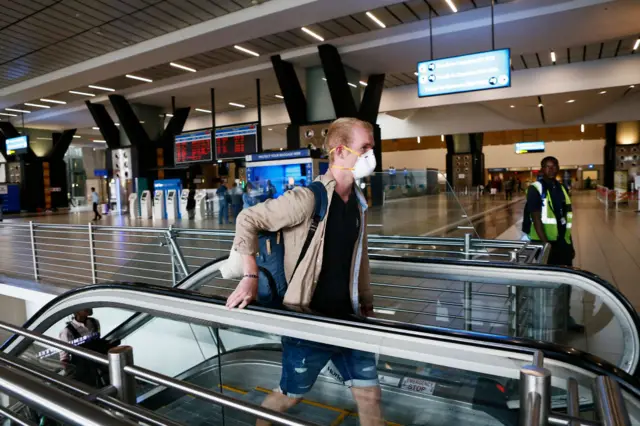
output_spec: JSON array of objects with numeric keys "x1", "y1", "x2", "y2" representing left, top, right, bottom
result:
[{"x1": 226, "y1": 117, "x2": 383, "y2": 426}]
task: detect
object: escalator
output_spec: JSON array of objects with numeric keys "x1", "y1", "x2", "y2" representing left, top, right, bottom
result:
[{"x1": 2, "y1": 257, "x2": 640, "y2": 425}]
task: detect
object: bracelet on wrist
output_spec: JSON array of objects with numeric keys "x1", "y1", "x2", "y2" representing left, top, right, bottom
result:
[{"x1": 243, "y1": 274, "x2": 259, "y2": 280}]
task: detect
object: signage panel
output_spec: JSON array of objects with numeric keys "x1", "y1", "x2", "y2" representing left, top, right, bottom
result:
[
  {"x1": 175, "y1": 129, "x2": 213, "y2": 165},
  {"x1": 215, "y1": 123, "x2": 259, "y2": 160},
  {"x1": 417, "y1": 49, "x2": 511, "y2": 97}
]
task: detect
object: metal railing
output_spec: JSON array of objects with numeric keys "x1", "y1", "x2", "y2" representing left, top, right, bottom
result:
[
  {"x1": 596, "y1": 185, "x2": 640, "y2": 212},
  {"x1": 0, "y1": 319, "x2": 316, "y2": 426},
  {"x1": 0, "y1": 323, "x2": 634, "y2": 426},
  {"x1": 519, "y1": 351, "x2": 631, "y2": 426},
  {"x1": 0, "y1": 222, "x2": 547, "y2": 290}
]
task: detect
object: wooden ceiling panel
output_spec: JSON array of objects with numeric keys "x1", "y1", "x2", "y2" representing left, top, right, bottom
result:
[
  {"x1": 386, "y1": 3, "x2": 420, "y2": 23},
  {"x1": 315, "y1": 20, "x2": 353, "y2": 38}
]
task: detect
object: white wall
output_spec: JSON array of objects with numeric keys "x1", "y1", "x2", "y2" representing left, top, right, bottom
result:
[
  {"x1": 484, "y1": 139, "x2": 605, "y2": 168},
  {"x1": 381, "y1": 139, "x2": 605, "y2": 171},
  {"x1": 382, "y1": 148, "x2": 447, "y2": 171}
]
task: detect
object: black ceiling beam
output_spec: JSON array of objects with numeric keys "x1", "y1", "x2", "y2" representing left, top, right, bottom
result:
[
  {"x1": 358, "y1": 74, "x2": 385, "y2": 124},
  {"x1": 270, "y1": 55, "x2": 308, "y2": 125},
  {"x1": 48, "y1": 129, "x2": 76, "y2": 160},
  {"x1": 318, "y1": 44, "x2": 358, "y2": 118},
  {"x1": 0, "y1": 122, "x2": 20, "y2": 139},
  {"x1": 85, "y1": 101, "x2": 120, "y2": 149},
  {"x1": 108, "y1": 94, "x2": 151, "y2": 148}
]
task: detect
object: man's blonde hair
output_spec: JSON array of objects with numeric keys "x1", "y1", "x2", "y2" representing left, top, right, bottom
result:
[{"x1": 324, "y1": 117, "x2": 374, "y2": 162}]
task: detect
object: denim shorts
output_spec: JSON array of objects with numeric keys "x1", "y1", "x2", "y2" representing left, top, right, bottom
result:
[{"x1": 279, "y1": 337, "x2": 379, "y2": 398}]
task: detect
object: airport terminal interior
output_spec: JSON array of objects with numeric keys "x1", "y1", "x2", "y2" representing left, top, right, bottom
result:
[{"x1": 1, "y1": 0, "x2": 640, "y2": 425}]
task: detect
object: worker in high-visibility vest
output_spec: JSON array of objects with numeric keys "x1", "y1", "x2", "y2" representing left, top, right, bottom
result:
[{"x1": 523, "y1": 156, "x2": 583, "y2": 333}]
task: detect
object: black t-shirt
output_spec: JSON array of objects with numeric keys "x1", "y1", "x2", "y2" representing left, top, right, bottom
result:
[
  {"x1": 526, "y1": 179, "x2": 567, "y2": 239},
  {"x1": 310, "y1": 190, "x2": 360, "y2": 317}
]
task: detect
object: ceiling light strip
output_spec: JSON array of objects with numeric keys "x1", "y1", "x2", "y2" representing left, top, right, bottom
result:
[
  {"x1": 234, "y1": 45, "x2": 260, "y2": 57},
  {"x1": 0, "y1": 112, "x2": 17, "y2": 117},
  {"x1": 40, "y1": 98, "x2": 66, "y2": 104},
  {"x1": 170, "y1": 62, "x2": 197, "y2": 72},
  {"x1": 195, "y1": 108, "x2": 211, "y2": 113},
  {"x1": 126, "y1": 74, "x2": 153, "y2": 83},
  {"x1": 69, "y1": 91, "x2": 95, "y2": 97},
  {"x1": 634, "y1": 39, "x2": 640, "y2": 51},
  {"x1": 24, "y1": 103, "x2": 50, "y2": 109},
  {"x1": 88, "y1": 85, "x2": 115, "y2": 92},
  {"x1": 229, "y1": 102, "x2": 246, "y2": 108},
  {"x1": 550, "y1": 51, "x2": 556, "y2": 63},
  {"x1": 445, "y1": 0, "x2": 458, "y2": 13},
  {"x1": 6, "y1": 108, "x2": 30, "y2": 113},
  {"x1": 301, "y1": 27, "x2": 324, "y2": 42},
  {"x1": 366, "y1": 12, "x2": 386, "y2": 28}
]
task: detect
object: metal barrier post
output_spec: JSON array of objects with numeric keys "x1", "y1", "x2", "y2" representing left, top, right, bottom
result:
[
  {"x1": 88, "y1": 223, "x2": 97, "y2": 284},
  {"x1": 464, "y1": 233, "x2": 472, "y2": 331},
  {"x1": 593, "y1": 376, "x2": 631, "y2": 426},
  {"x1": 519, "y1": 351, "x2": 550, "y2": 426},
  {"x1": 167, "y1": 225, "x2": 189, "y2": 279},
  {"x1": 566, "y1": 377, "x2": 580, "y2": 426},
  {"x1": 108, "y1": 346, "x2": 136, "y2": 405},
  {"x1": 29, "y1": 222, "x2": 38, "y2": 281}
]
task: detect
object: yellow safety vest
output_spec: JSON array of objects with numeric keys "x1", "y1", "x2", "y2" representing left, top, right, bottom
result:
[{"x1": 528, "y1": 181, "x2": 572, "y2": 244}]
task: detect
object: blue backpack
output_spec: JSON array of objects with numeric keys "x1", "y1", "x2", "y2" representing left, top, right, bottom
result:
[{"x1": 256, "y1": 182, "x2": 328, "y2": 305}]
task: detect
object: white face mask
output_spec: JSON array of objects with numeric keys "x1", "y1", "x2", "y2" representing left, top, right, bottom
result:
[
  {"x1": 330, "y1": 146, "x2": 377, "y2": 179},
  {"x1": 352, "y1": 149, "x2": 377, "y2": 179}
]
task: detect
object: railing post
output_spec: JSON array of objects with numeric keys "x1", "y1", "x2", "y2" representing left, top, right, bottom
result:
[
  {"x1": 519, "y1": 351, "x2": 550, "y2": 426},
  {"x1": 88, "y1": 223, "x2": 97, "y2": 284},
  {"x1": 567, "y1": 377, "x2": 580, "y2": 426},
  {"x1": 108, "y1": 346, "x2": 136, "y2": 405},
  {"x1": 29, "y1": 221, "x2": 38, "y2": 281},
  {"x1": 167, "y1": 225, "x2": 189, "y2": 280},
  {"x1": 594, "y1": 376, "x2": 631, "y2": 426},
  {"x1": 464, "y1": 233, "x2": 472, "y2": 331}
]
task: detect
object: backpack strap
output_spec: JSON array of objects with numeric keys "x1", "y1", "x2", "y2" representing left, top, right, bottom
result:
[
  {"x1": 292, "y1": 182, "x2": 328, "y2": 277},
  {"x1": 66, "y1": 322, "x2": 81, "y2": 340}
]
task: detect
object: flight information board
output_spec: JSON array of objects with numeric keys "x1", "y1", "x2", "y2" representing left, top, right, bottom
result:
[
  {"x1": 417, "y1": 49, "x2": 511, "y2": 97},
  {"x1": 174, "y1": 130, "x2": 213, "y2": 165},
  {"x1": 216, "y1": 123, "x2": 258, "y2": 160}
]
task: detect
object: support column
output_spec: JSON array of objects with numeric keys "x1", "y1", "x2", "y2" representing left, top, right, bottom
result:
[{"x1": 604, "y1": 123, "x2": 617, "y2": 189}]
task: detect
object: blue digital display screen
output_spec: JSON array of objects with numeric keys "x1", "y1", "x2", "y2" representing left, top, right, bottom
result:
[
  {"x1": 417, "y1": 49, "x2": 511, "y2": 97},
  {"x1": 6, "y1": 136, "x2": 28, "y2": 152},
  {"x1": 515, "y1": 141, "x2": 545, "y2": 154}
]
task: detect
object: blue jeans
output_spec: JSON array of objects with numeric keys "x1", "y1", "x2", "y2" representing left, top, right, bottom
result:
[
  {"x1": 279, "y1": 337, "x2": 379, "y2": 398},
  {"x1": 232, "y1": 203, "x2": 242, "y2": 222},
  {"x1": 218, "y1": 202, "x2": 229, "y2": 224}
]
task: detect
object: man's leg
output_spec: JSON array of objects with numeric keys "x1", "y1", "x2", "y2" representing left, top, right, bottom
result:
[
  {"x1": 332, "y1": 349, "x2": 384, "y2": 426},
  {"x1": 218, "y1": 203, "x2": 223, "y2": 225},
  {"x1": 257, "y1": 338, "x2": 331, "y2": 426},
  {"x1": 352, "y1": 386, "x2": 384, "y2": 426}
]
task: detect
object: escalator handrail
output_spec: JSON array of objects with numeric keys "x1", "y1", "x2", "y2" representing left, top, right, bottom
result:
[{"x1": 4, "y1": 278, "x2": 640, "y2": 402}]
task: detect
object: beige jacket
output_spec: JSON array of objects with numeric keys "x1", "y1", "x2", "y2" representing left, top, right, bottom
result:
[{"x1": 229, "y1": 171, "x2": 373, "y2": 312}]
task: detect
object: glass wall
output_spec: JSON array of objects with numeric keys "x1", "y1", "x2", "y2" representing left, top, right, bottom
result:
[{"x1": 65, "y1": 146, "x2": 88, "y2": 206}]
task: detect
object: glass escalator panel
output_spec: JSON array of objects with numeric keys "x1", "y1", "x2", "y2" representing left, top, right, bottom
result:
[{"x1": 180, "y1": 257, "x2": 640, "y2": 376}]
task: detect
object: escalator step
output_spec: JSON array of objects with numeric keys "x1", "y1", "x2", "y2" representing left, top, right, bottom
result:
[{"x1": 244, "y1": 390, "x2": 344, "y2": 425}]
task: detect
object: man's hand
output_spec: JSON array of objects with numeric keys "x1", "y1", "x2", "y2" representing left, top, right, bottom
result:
[
  {"x1": 360, "y1": 304, "x2": 375, "y2": 317},
  {"x1": 226, "y1": 277, "x2": 259, "y2": 309}
]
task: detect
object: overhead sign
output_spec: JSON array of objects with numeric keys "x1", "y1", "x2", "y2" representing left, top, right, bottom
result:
[
  {"x1": 246, "y1": 149, "x2": 310, "y2": 162},
  {"x1": 94, "y1": 169, "x2": 108, "y2": 178},
  {"x1": 515, "y1": 141, "x2": 545, "y2": 154},
  {"x1": 175, "y1": 129, "x2": 213, "y2": 165},
  {"x1": 417, "y1": 48, "x2": 511, "y2": 97},
  {"x1": 216, "y1": 123, "x2": 259, "y2": 160},
  {"x1": 6, "y1": 135, "x2": 28, "y2": 153}
]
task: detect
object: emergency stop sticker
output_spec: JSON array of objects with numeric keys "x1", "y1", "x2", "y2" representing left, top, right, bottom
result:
[{"x1": 401, "y1": 377, "x2": 436, "y2": 395}]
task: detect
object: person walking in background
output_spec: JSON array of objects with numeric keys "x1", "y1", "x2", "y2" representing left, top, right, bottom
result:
[
  {"x1": 186, "y1": 186, "x2": 196, "y2": 220},
  {"x1": 488, "y1": 180, "x2": 496, "y2": 200},
  {"x1": 265, "y1": 180, "x2": 277, "y2": 199},
  {"x1": 216, "y1": 180, "x2": 230, "y2": 225},
  {"x1": 242, "y1": 183, "x2": 259, "y2": 209},
  {"x1": 504, "y1": 177, "x2": 514, "y2": 201},
  {"x1": 91, "y1": 187, "x2": 102, "y2": 221},
  {"x1": 231, "y1": 183, "x2": 244, "y2": 223}
]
